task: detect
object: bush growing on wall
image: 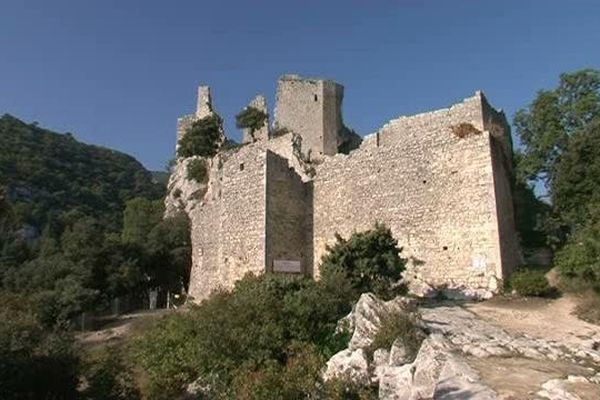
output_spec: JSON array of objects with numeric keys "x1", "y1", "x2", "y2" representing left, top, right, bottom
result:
[
  {"x1": 319, "y1": 223, "x2": 407, "y2": 299},
  {"x1": 177, "y1": 114, "x2": 222, "y2": 158},
  {"x1": 235, "y1": 106, "x2": 267, "y2": 139},
  {"x1": 186, "y1": 158, "x2": 208, "y2": 183}
]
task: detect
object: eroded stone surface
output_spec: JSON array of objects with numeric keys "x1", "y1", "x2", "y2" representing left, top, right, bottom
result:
[
  {"x1": 323, "y1": 348, "x2": 370, "y2": 385},
  {"x1": 421, "y1": 306, "x2": 600, "y2": 364}
]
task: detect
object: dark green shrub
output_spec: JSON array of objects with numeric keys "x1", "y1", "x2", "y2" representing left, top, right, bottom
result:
[
  {"x1": 320, "y1": 378, "x2": 378, "y2": 400},
  {"x1": 81, "y1": 346, "x2": 141, "y2": 400},
  {"x1": 555, "y1": 219, "x2": 600, "y2": 292},
  {"x1": 177, "y1": 114, "x2": 222, "y2": 158},
  {"x1": 319, "y1": 223, "x2": 406, "y2": 300},
  {"x1": 172, "y1": 188, "x2": 182, "y2": 198},
  {"x1": 271, "y1": 126, "x2": 290, "y2": 137},
  {"x1": 509, "y1": 268, "x2": 552, "y2": 297},
  {"x1": 186, "y1": 158, "x2": 208, "y2": 183},
  {"x1": 134, "y1": 273, "x2": 354, "y2": 399},
  {"x1": 235, "y1": 106, "x2": 267, "y2": 138},
  {"x1": 0, "y1": 293, "x2": 79, "y2": 400},
  {"x1": 368, "y1": 310, "x2": 424, "y2": 362}
]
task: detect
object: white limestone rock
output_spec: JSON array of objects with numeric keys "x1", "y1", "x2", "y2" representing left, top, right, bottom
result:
[
  {"x1": 341, "y1": 293, "x2": 413, "y2": 351},
  {"x1": 323, "y1": 348, "x2": 370, "y2": 385},
  {"x1": 537, "y1": 378, "x2": 585, "y2": 400},
  {"x1": 378, "y1": 364, "x2": 414, "y2": 400},
  {"x1": 372, "y1": 348, "x2": 391, "y2": 384},
  {"x1": 389, "y1": 338, "x2": 411, "y2": 366},
  {"x1": 379, "y1": 334, "x2": 496, "y2": 400}
]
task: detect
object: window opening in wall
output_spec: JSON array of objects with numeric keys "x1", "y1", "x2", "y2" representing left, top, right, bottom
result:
[
  {"x1": 422, "y1": 180, "x2": 427, "y2": 184},
  {"x1": 239, "y1": 162, "x2": 244, "y2": 171},
  {"x1": 314, "y1": 94, "x2": 318, "y2": 101},
  {"x1": 442, "y1": 246, "x2": 448, "y2": 251}
]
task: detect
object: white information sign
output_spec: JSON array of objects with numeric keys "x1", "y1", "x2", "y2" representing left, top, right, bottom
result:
[{"x1": 273, "y1": 259, "x2": 302, "y2": 273}]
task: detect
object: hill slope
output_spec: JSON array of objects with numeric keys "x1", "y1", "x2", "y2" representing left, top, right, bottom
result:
[{"x1": 0, "y1": 114, "x2": 164, "y2": 232}]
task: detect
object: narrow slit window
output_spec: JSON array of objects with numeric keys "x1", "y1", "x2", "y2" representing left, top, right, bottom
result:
[{"x1": 314, "y1": 94, "x2": 318, "y2": 102}]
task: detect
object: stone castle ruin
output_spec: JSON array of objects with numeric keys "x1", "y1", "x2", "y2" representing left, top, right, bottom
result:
[{"x1": 166, "y1": 74, "x2": 522, "y2": 301}]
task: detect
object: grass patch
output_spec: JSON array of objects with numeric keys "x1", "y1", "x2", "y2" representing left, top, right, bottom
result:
[{"x1": 367, "y1": 309, "x2": 424, "y2": 362}]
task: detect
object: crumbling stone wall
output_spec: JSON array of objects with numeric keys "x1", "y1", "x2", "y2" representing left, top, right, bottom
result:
[
  {"x1": 187, "y1": 144, "x2": 268, "y2": 300},
  {"x1": 173, "y1": 77, "x2": 521, "y2": 301},
  {"x1": 311, "y1": 93, "x2": 520, "y2": 295}
]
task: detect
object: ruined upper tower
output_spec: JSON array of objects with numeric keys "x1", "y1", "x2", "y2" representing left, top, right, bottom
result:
[{"x1": 274, "y1": 74, "x2": 344, "y2": 159}]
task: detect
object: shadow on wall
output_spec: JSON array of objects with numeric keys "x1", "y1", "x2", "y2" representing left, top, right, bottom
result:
[{"x1": 305, "y1": 180, "x2": 314, "y2": 276}]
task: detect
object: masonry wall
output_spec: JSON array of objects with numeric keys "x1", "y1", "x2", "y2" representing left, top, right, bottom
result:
[
  {"x1": 274, "y1": 76, "x2": 342, "y2": 158},
  {"x1": 265, "y1": 151, "x2": 308, "y2": 273},
  {"x1": 311, "y1": 94, "x2": 507, "y2": 292},
  {"x1": 187, "y1": 144, "x2": 267, "y2": 301}
]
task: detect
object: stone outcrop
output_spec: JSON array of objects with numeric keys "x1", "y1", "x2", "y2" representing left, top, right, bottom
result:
[
  {"x1": 167, "y1": 74, "x2": 523, "y2": 301},
  {"x1": 323, "y1": 293, "x2": 600, "y2": 399}
]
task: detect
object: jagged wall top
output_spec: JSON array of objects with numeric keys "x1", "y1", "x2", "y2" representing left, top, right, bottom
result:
[{"x1": 196, "y1": 86, "x2": 213, "y2": 118}]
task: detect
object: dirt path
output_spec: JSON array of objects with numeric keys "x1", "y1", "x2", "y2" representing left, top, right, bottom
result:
[
  {"x1": 77, "y1": 309, "x2": 173, "y2": 349},
  {"x1": 460, "y1": 295, "x2": 600, "y2": 399},
  {"x1": 466, "y1": 295, "x2": 600, "y2": 350}
]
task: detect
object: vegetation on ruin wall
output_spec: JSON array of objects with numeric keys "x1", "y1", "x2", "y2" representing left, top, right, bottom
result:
[
  {"x1": 235, "y1": 106, "x2": 267, "y2": 135},
  {"x1": 177, "y1": 114, "x2": 223, "y2": 158},
  {"x1": 133, "y1": 224, "x2": 403, "y2": 399},
  {"x1": 186, "y1": 158, "x2": 208, "y2": 183},
  {"x1": 513, "y1": 69, "x2": 600, "y2": 306}
]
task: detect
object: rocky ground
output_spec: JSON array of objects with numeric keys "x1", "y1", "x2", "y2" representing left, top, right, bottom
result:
[{"x1": 324, "y1": 294, "x2": 600, "y2": 399}]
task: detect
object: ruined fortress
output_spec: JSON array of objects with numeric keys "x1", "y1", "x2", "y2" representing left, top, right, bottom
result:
[{"x1": 165, "y1": 74, "x2": 522, "y2": 301}]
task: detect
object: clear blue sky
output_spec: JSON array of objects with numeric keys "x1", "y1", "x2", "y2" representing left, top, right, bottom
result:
[{"x1": 1, "y1": 0, "x2": 599, "y2": 170}]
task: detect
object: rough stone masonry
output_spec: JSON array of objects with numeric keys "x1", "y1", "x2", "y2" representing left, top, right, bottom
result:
[{"x1": 165, "y1": 74, "x2": 522, "y2": 301}]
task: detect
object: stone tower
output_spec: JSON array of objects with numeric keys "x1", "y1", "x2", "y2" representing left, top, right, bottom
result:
[{"x1": 274, "y1": 74, "x2": 344, "y2": 159}]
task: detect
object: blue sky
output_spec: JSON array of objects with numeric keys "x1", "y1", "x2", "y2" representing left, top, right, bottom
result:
[{"x1": 1, "y1": 0, "x2": 599, "y2": 170}]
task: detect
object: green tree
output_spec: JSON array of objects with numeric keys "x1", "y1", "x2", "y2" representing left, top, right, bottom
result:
[
  {"x1": 122, "y1": 198, "x2": 164, "y2": 244},
  {"x1": 514, "y1": 69, "x2": 600, "y2": 186},
  {"x1": 235, "y1": 106, "x2": 267, "y2": 140},
  {"x1": 0, "y1": 293, "x2": 79, "y2": 400},
  {"x1": 177, "y1": 114, "x2": 223, "y2": 158},
  {"x1": 319, "y1": 223, "x2": 406, "y2": 299},
  {"x1": 553, "y1": 118, "x2": 600, "y2": 228},
  {"x1": 186, "y1": 158, "x2": 208, "y2": 183},
  {"x1": 513, "y1": 69, "x2": 600, "y2": 246}
]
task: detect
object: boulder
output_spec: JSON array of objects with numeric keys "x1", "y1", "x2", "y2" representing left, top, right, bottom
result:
[
  {"x1": 341, "y1": 293, "x2": 412, "y2": 351},
  {"x1": 379, "y1": 334, "x2": 497, "y2": 400},
  {"x1": 323, "y1": 348, "x2": 370, "y2": 385},
  {"x1": 389, "y1": 338, "x2": 411, "y2": 366}
]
